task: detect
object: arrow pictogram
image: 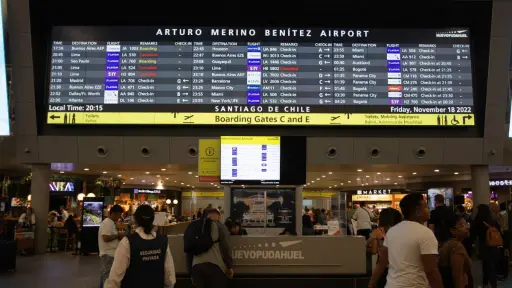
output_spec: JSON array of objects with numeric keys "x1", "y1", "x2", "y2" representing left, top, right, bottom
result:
[
  {"x1": 462, "y1": 114, "x2": 472, "y2": 125},
  {"x1": 49, "y1": 115, "x2": 61, "y2": 120}
]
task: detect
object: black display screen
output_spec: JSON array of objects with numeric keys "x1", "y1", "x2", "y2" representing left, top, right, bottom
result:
[{"x1": 47, "y1": 26, "x2": 474, "y2": 127}]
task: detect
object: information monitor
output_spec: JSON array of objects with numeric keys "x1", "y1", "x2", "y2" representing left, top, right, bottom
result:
[{"x1": 47, "y1": 26, "x2": 475, "y2": 126}]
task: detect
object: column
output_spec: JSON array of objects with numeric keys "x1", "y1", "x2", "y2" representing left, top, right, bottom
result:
[
  {"x1": 471, "y1": 165, "x2": 490, "y2": 209},
  {"x1": 295, "y1": 185, "x2": 303, "y2": 236},
  {"x1": 223, "y1": 185, "x2": 231, "y2": 221},
  {"x1": 30, "y1": 164, "x2": 51, "y2": 254}
]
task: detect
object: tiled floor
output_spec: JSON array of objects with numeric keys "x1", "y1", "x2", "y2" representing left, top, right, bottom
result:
[
  {"x1": 0, "y1": 253, "x2": 511, "y2": 288},
  {"x1": 0, "y1": 253, "x2": 101, "y2": 288}
]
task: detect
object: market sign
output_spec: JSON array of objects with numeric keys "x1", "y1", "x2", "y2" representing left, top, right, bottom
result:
[{"x1": 357, "y1": 189, "x2": 392, "y2": 195}]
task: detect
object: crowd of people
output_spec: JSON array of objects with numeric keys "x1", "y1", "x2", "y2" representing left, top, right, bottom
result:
[{"x1": 367, "y1": 193, "x2": 511, "y2": 288}]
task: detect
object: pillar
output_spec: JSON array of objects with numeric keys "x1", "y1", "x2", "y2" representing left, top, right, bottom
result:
[
  {"x1": 295, "y1": 186, "x2": 303, "y2": 236},
  {"x1": 223, "y1": 185, "x2": 231, "y2": 221},
  {"x1": 471, "y1": 165, "x2": 490, "y2": 209},
  {"x1": 30, "y1": 164, "x2": 51, "y2": 254}
]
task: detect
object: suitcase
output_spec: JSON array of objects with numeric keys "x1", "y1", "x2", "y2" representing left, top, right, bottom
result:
[{"x1": 0, "y1": 240, "x2": 16, "y2": 272}]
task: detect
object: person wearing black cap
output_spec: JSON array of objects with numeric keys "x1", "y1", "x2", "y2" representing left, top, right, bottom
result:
[
  {"x1": 104, "y1": 205, "x2": 176, "y2": 288},
  {"x1": 191, "y1": 208, "x2": 233, "y2": 288}
]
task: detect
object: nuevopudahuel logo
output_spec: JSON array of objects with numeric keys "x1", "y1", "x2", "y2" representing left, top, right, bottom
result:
[{"x1": 436, "y1": 30, "x2": 468, "y2": 38}]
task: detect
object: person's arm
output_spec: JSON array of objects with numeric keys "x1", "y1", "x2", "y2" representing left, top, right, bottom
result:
[
  {"x1": 450, "y1": 249, "x2": 466, "y2": 288},
  {"x1": 352, "y1": 209, "x2": 358, "y2": 220},
  {"x1": 104, "y1": 237, "x2": 130, "y2": 288},
  {"x1": 102, "y1": 221, "x2": 121, "y2": 242},
  {"x1": 368, "y1": 235, "x2": 388, "y2": 288},
  {"x1": 368, "y1": 246, "x2": 389, "y2": 288},
  {"x1": 420, "y1": 231, "x2": 443, "y2": 288},
  {"x1": 164, "y1": 246, "x2": 176, "y2": 288},
  {"x1": 31, "y1": 214, "x2": 36, "y2": 225},
  {"x1": 217, "y1": 223, "x2": 234, "y2": 273}
]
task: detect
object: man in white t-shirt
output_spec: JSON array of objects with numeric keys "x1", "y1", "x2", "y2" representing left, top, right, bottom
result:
[
  {"x1": 60, "y1": 206, "x2": 69, "y2": 222},
  {"x1": 99, "y1": 205, "x2": 124, "y2": 288},
  {"x1": 352, "y1": 201, "x2": 375, "y2": 239},
  {"x1": 368, "y1": 193, "x2": 443, "y2": 288}
]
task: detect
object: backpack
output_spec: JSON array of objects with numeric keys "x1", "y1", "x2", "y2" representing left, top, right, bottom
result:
[
  {"x1": 183, "y1": 217, "x2": 218, "y2": 256},
  {"x1": 483, "y1": 221, "x2": 503, "y2": 247}
]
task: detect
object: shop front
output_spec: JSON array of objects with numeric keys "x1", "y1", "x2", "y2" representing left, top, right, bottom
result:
[
  {"x1": 350, "y1": 189, "x2": 407, "y2": 211},
  {"x1": 181, "y1": 191, "x2": 224, "y2": 219},
  {"x1": 115, "y1": 188, "x2": 181, "y2": 217}
]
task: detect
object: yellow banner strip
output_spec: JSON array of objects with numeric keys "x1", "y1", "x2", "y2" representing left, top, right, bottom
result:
[{"x1": 47, "y1": 112, "x2": 475, "y2": 126}]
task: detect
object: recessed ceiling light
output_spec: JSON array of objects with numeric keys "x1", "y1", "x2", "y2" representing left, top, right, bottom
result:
[
  {"x1": 365, "y1": 175, "x2": 370, "y2": 178},
  {"x1": 357, "y1": 169, "x2": 363, "y2": 172},
  {"x1": 454, "y1": 172, "x2": 459, "y2": 175},
  {"x1": 142, "y1": 180, "x2": 146, "y2": 182},
  {"x1": 195, "y1": 175, "x2": 198, "y2": 178},
  {"x1": 181, "y1": 183, "x2": 184, "y2": 185},
  {"x1": 312, "y1": 181, "x2": 315, "y2": 183},
  {"x1": 328, "y1": 172, "x2": 333, "y2": 175},
  {"x1": 188, "y1": 172, "x2": 193, "y2": 175},
  {"x1": 307, "y1": 183, "x2": 310, "y2": 185},
  {"x1": 328, "y1": 186, "x2": 332, "y2": 188},
  {"x1": 145, "y1": 172, "x2": 150, "y2": 174},
  {"x1": 386, "y1": 178, "x2": 390, "y2": 181},
  {"x1": 59, "y1": 171, "x2": 64, "y2": 174},
  {"x1": 412, "y1": 172, "x2": 417, "y2": 175},
  {"x1": 434, "y1": 169, "x2": 440, "y2": 172},
  {"x1": 347, "y1": 181, "x2": 351, "y2": 183},
  {"x1": 398, "y1": 175, "x2": 403, "y2": 178},
  {"x1": 322, "y1": 175, "x2": 326, "y2": 178},
  {"x1": 130, "y1": 177, "x2": 134, "y2": 180},
  {"x1": 174, "y1": 181, "x2": 177, "y2": 183},
  {"x1": 340, "y1": 183, "x2": 344, "y2": 185},
  {"x1": 316, "y1": 178, "x2": 320, "y2": 180},
  {"x1": 122, "y1": 182, "x2": 125, "y2": 184},
  {"x1": 334, "y1": 185, "x2": 337, "y2": 187},
  {"x1": 192, "y1": 186, "x2": 195, "y2": 188},
  {"x1": 356, "y1": 178, "x2": 360, "y2": 180},
  {"x1": 377, "y1": 172, "x2": 381, "y2": 175},
  {"x1": 161, "y1": 168, "x2": 166, "y2": 171},
  {"x1": 165, "y1": 178, "x2": 169, "y2": 180},
  {"x1": 210, "y1": 183, "x2": 213, "y2": 185},
  {"x1": 117, "y1": 174, "x2": 122, "y2": 177},
  {"x1": 102, "y1": 171, "x2": 107, "y2": 174},
  {"x1": 84, "y1": 168, "x2": 89, "y2": 171},
  {"x1": 151, "y1": 182, "x2": 155, "y2": 185},
  {"x1": 394, "y1": 183, "x2": 397, "y2": 185},
  {"x1": 156, "y1": 175, "x2": 160, "y2": 177},
  {"x1": 374, "y1": 181, "x2": 378, "y2": 183},
  {"x1": 187, "y1": 185, "x2": 190, "y2": 187}
]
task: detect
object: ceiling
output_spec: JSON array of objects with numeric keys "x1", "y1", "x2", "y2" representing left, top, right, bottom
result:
[{"x1": 48, "y1": 163, "x2": 474, "y2": 190}]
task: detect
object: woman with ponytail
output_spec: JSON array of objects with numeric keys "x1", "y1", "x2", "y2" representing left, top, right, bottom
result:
[{"x1": 104, "y1": 205, "x2": 176, "y2": 288}]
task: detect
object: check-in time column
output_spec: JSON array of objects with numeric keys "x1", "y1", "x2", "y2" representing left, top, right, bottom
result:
[{"x1": 104, "y1": 43, "x2": 120, "y2": 104}]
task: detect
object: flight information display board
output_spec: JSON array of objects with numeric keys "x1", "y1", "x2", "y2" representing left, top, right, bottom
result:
[{"x1": 47, "y1": 26, "x2": 475, "y2": 126}]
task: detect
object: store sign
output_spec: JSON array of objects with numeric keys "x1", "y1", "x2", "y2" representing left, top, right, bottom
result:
[
  {"x1": 489, "y1": 180, "x2": 512, "y2": 186},
  {"x1": 182, "y1": 191, "x2": 224, "y2": 197},
  {"x1": 353, "y1": 194, "x2": 393, "y2": 201},
  {"x1": 49, "y1": 181, "x2": 75, "y2": 192},
  {"x1": 357, "y1": 189, "x2": 392, "y2": 195},
  {"x1": 134, "y1": 189, "x2": 161, "y2": 194}
]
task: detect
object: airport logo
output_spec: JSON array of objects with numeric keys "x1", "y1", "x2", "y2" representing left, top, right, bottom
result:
[
  {"x1": 232, "y1": 240, "x2": 305, "y2": 260},
  {"x1": 436, "y1": 30, "x2": 468, "y2": 38}
]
